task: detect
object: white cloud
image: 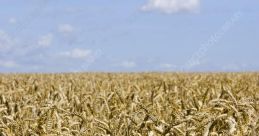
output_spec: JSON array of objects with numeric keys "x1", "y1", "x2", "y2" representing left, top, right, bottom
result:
[
  {"x1": 8, "y1": 17, "x2": 17, "y2": 24},
  {"x1": 58, "y1": 24, "x2": 75, "y2": 35},
  {"x1": 0, "y1": 30, "x2": 14, "y2": 53},
  {"x1": 59, "y1": 48, "x2": 93, "y2": 59},
  {"x1": 160, "y1": 63, "x2": 174, "y2": 68},
  {"x1": 221, "y1": 63, "x2": 247, "y2": 71},
  {"x1": 0, "y1": 60, "x2": 18, "y2": 68},
  {"x1": 38, "y1": 33, "x2": 53, "y2": 47},
  {"x1": 121, "y1": 61, "x2": 136, "y2": 68},
  {"x1": 141, "y1": 0, "x2": 200, "y2": 14}
]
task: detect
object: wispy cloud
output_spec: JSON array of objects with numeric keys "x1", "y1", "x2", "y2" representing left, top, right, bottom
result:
[
  {"x1": 58, "y1": 24, "x2": 75, "y2": 35},
  {"x1": 221, "y1": 63, "x2": 251, "y2": 71},
  {"x1": 58, "y1": 48, "x2": 93, "y2": 59},
  {"x1": 160, "y1": 63, "x2": 175, "y2": 69},
  {"x1": 8, "y1": 17, "x2": 17, "y2": 24},
  {"x1": 0, "y1": 60, "x2": 18, "y2": 68},
  {"x1": 0, "y1": 30, "x2": 15, "y2": 53},
  {"x1": 121, "y1": 61, "x2": 137, "y2": 68},
  {"x1": 141, "y1": 0, "x2": 200, "y2": 14},
  {"x1": 37, "y1": 33, "x2": 53, "y2": 47}
]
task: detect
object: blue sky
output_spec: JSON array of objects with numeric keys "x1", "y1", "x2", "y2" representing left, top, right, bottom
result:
[{"x1": 0, "y1": 0, "x2": 258, "y2": 72}]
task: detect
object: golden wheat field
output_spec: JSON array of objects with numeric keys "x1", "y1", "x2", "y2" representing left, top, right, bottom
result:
[{"x1": 0, "y1": 73, "x2": 258, "y2": 136}]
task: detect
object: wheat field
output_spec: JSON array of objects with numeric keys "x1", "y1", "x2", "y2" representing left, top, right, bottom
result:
[{"x1": 0, "y1": 73, "x2": 258, "y2": 136}]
